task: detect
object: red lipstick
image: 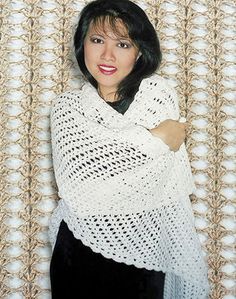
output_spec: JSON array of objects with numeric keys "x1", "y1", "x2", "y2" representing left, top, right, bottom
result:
[{"x1": 98, "y1": 64, "x2": 117, "y2": 75}]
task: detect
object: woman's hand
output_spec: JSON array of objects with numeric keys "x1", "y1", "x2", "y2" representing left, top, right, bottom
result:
[{"x1": 149, "y1": 119, "x2": 188, "y2": 152}]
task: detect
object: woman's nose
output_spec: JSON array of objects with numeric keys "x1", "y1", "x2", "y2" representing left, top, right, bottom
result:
[{"x1": 100, "y1": 45, "x2": 115, "y2": 62}]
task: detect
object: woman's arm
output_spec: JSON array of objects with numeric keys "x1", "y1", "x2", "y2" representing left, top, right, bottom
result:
[{"x1": 139, "y1": 76, "x2": 188, "y2": 152}]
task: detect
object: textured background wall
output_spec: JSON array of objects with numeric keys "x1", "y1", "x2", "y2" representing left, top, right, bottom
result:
[{"x1": 0, "y1": 0, "x2": 235, "y2": 298}]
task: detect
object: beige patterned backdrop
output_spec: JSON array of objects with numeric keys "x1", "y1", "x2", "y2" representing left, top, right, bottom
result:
[{"x1": 1, "y1": 0, "x2": 235, "y2": 298}]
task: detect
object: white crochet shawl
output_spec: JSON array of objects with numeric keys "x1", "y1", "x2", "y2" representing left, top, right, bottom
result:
[{"x1": 49, "y1": 74, "x2": 209, "y2": 298}]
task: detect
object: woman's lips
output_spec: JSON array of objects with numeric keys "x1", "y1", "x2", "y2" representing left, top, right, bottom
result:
[{"x1": 98, "y1": 64, "x2": 117, "y2": 75}]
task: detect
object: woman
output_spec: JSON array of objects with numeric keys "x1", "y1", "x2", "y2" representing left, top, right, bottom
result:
[{"x1": 49, "y1": 0, "x2": 209, "y2": 298}]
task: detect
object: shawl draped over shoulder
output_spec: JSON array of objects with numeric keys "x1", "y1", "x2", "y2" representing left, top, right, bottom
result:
[{"x1": 49, "y1": 74, "x2": 209, "y2": 298}]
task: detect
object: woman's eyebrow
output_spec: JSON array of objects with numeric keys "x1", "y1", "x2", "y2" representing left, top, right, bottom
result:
[
  {"x1": 89, "y1": 33, "x2": 105, "y2": 38},
  {"x1": 90, "y1": 31, "x2": 131, "y2": 42},
  {"x1": 117, "y1": 37, "x2": 131, "y2": 41}
]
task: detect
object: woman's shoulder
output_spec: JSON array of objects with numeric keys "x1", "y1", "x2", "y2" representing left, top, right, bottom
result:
[
  {"x1": 50, "y1": 90, "x2": 84, "y2": 122},
  {"x1": 138, "y1": 74, "x2": 179, "y2": 107},
  {"x1": 52, "y1": 79, "x2": 98, "y2": 108},
  {"x1": 140, "y1": 73, "x2": 177, "y2": 96},
  {"x1": 50, "y1": 84, "x2": 89, "y2": 113},
  {"x1": 137, "y1": 73, "x2": 180, "y2": 117},
  {"x1": 51, "y1": 89, "x2": 82, "y2": 104}
]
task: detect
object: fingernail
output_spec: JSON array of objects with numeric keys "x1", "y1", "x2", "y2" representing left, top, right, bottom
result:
[{"x1": 179, "y1": 117, "x2": 186, "y2": 123}]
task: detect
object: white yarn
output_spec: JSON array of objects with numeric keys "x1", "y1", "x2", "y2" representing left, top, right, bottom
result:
[{"x1": 49, "y1": 74, "x2": 209, "y2": 298}]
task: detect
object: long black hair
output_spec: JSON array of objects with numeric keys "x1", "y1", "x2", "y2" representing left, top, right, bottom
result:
[{"x1": 74, "y1": 0, "x2": 162, "y2": 106}]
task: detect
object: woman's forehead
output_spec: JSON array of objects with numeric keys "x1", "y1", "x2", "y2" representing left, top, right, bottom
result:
[{"x1": 88, "y1": 17, "x2": 130, "y2": 39}]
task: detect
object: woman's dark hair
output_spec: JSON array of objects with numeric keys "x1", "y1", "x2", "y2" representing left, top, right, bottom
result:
[{"x1": 74, "y1": 0, "x2": 162, "y2": 107}]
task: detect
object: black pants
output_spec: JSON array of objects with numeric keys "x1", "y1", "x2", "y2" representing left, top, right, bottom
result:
[{"x1": 50, "y1": 220, "x2": 165, "y2": 299}]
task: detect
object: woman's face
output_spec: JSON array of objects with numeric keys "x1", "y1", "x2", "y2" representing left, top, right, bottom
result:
[{"x1": 84, "y1": 19, "x2": 140, "y2": 100}]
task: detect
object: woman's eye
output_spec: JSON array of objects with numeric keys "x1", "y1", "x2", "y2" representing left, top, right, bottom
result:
[
  {"x1": 91, "y1": 38, "x2": 103, "y2": 44},
  {"x1": 118, "y1": 42, "x2": 130, "y2": 49}
]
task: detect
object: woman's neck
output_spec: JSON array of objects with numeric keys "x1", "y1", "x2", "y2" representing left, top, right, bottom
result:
[{"x1": 98, "y1": 86, "x2": 118, "y2": 102}]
